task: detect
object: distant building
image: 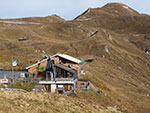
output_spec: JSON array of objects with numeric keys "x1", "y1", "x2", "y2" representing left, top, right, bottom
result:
[{"x1": 18, "y1": 37, "x2": 29, "y2": 41}]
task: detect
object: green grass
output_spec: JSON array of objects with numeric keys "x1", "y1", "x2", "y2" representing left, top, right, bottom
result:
[
  {"x1": 0, "y1": 84, "x2": 5, "y2": 88},
  {"x1": 10, "y1": 82, "x2": 38, "y2": 91}
]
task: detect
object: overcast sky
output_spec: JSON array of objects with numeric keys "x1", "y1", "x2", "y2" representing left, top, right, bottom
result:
[{"x1": 0, "y1": 0, "x2": 149, "y2": 20}]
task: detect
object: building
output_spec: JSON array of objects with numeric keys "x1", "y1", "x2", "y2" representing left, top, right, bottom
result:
[
  {"x1": 26, "y1": 54, "x2": 82, "y2": 78},
  {"x1": 26, "y1": 56, "x2": 49, "y2": 78},
  {"x1": 26, "y1": 54, "x2": 89, "y2": 95},
  {"x1": 76, "y1": 79, "x2": 90, "y2": 90},
  {"x1": 18, "y1": 37, "x2": 29, "y2": 41},
  {"x1": 51, "y1": 53, "x2": 82, "y2": 78},
  {"x1": 39, "y1": 62, "x2": 78, "y2": 94}
]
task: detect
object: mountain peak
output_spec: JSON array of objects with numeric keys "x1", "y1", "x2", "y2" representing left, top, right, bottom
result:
[
  {"x1": 101, "y1": 3, "x2": 139, "y2": 16},
  {"x1": 75, "y1": 3, "x2": 139, "y2": 20}
]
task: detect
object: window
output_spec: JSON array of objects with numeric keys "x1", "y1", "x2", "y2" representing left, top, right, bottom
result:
[
  {"x1": 56, "y1": 68, "x2": 61, "y2": 78},
  {"x1": 61, "y1": 70, "x2": 64, "y2": 77},
  {"x1": 46, "y1": 71, "x2": 51, "y2": 80},
  {"x1": 52, "y1": 60, "x2": 54, "y2": 64},
  {"x1": 67, "y1": 72, "x2": 73, "y2": 78},
  {"x1": 38, "y1": 72, "x2": 42, "y2": 77}
]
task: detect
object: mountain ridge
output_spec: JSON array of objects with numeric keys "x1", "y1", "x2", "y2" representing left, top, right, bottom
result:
[{"x1": 75, "y1": 3, "x2": 140, "y2": 21}]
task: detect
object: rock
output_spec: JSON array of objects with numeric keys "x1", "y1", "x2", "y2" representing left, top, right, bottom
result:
[
  {"x1": 95, "y1": 88, "x2": 102, "y2": 94},
  {"x1": 108, "y1": 35, "x2": 113, "y2": 41},
  {"x1": 107, "y1": 105, "x2": 118, "y2": 110},
  {"x1": 20, "y1": 105, "x2": 24, "y2": 107}
]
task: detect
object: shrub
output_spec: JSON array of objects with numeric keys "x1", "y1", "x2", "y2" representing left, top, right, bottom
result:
[{"x1": 10, "y1": 82, "x2": 38, "y2": 91}]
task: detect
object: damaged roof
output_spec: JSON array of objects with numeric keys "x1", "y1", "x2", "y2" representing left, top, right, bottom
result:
[{"x1": 26, "y1": 56, "x2": 49, "y2": 70}]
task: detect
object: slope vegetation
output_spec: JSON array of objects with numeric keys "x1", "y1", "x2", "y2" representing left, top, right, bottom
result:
[
  {"x1": 0, "y1": 3, "x2": 150, "y2": 113},
  {"x1": 0, "y1": 91, "x2": 122, "y2": 113}
]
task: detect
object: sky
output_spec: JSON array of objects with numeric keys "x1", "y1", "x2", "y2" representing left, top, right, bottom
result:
[{"x1": 0, "y1": 0, "x2": 149, "y2": 20}]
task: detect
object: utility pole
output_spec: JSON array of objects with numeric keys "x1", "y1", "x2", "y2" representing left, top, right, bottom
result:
[
  {"x1": 11, "y1": 56, "x2": 14, "y2": 83},
  {"x1": 11, "y1": 56, "x2": 17, "y2": 84}
]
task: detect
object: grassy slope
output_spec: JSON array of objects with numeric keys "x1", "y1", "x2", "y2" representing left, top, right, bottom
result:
[
  {"x1": 0, "y1": 3, "x2": 150, "y2": 113},
  {"x1": 0, "y1": 91, "x2": 121, "y2": 113}
]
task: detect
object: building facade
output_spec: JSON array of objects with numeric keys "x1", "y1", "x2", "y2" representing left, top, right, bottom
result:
[{"x1": 26, "y1": 54, "x2": 87, "y2": 94}]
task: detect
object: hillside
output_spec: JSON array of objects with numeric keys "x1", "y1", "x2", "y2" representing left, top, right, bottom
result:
[
  {"x1": 0, "y1": 2, "x2": 150, "y2": 113},
  {"x1": 0, "y1": 91, "x2": 122, "y2": 113}
]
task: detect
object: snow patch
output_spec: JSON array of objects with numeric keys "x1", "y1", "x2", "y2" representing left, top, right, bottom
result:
[
  {"x1": 108, "y1": 35, "x2": 113, "y2": 41},
  {"x1": 77, "y1": 18, "x2": 91, "y2": 21},
  {"x1": 105, "y1": 45, "x2": 110, "y2": 54},
  {"x1": 103, "y1": 29, "x2": 109, "y2": 37},
  {"x1": 122, "y1": 5, "x2": 133, "y2": 13},
  {"x1": 87, "y1": 9, "x2": 91, "y2": 14},
  {"x1": 123, "y1": 6, "x2": 129, "y2": 9},
  {"x1": 146, "y1": 51, "x2": 150, "y2": 54},
  {"x1": 115, "y1": 11, "x2": 118, "y2": 13}
]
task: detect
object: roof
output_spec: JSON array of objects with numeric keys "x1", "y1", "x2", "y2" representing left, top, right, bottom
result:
[
  {"x1": 53, "y1": 53, "x2": 81, "y2": 64},
  {"x1": 26, "y1": 56, "x2": 49, "y2": 70},
  {"x1": 55, "y1": 63, "x2": 77, "y2": 74},
  {"x1": 26, "y1": 53, "x2": 81, "y2": 69}
]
